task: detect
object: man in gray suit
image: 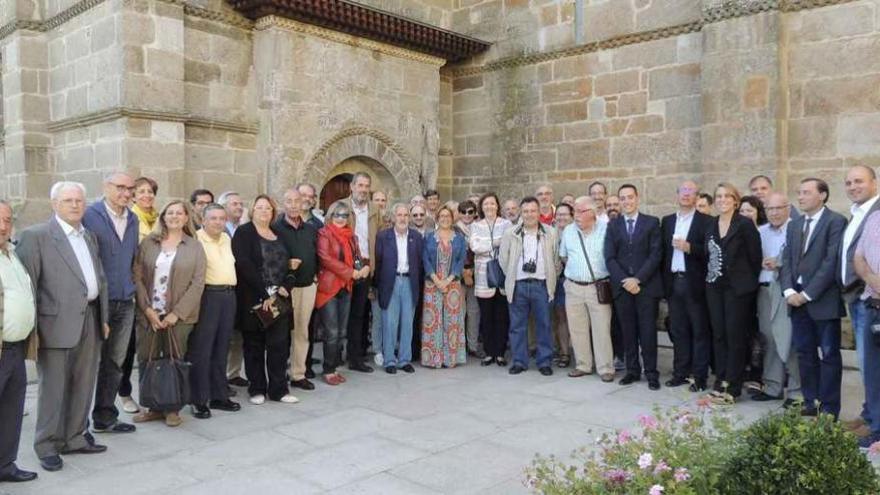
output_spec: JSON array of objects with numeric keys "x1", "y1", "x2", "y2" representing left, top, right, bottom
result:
[
  {"x1": 752, "y1": 192, "x2": 801, "y2": 405},
  {"x1": 780, "y1": 178, "x2": 847, "y2": 418},
  {"x1": 17, "y1": 182, "x2": 110, "y2": 472},
  {"x1": 838, "y1": 165, "x2": 880, "y2": 435}
]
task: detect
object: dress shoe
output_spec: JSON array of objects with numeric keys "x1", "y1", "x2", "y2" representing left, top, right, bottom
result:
[
  {"x1": 480, "y1": 356, "x2": 495, "y2": 366},
  {"x1": 93, "y1": 420, "x2": 136, "y2": 433},
  {"x1": 305, "y1": 368, "x2": 316, "y2": 379},
  {"x1": 348, "y1": 363, "x2": 374, "y2": 373},
  {"x1": 648, "y1": 379, "x2": 661, "y2": 391},
  {"x1": 539, "y1": 366, "x2": 553, "y2": 376},
  {"x1": 496, "y1": 357, "x2": 508, "y2": 367},
  {"x1": 665, "y1": 377, "x2": 689, "y2": 387},
  {"x1": 291, "y1": 379, "x2": 315, "y2": 391},
  {"x1": 568, "y1": 369, "x2": 590, "y2": 378},
  {"x1": 133, "y1": 410, "x2": 164, "y2": 423},
  {"x1": 228, "y1": 377, "x2": 249, "y2": 387},
  {"x1": 600, "y1": 373, "x2": 615, "y2": 382},
  {"x1": 209, "y1": 399, "x2": 241, "y2": 412},
  {"x1": 62, "y1": 442, "x2": 107, "y2": 455},
  {"x1": 689, "y1": 378, "x2": 707, "y2": 392},
  {"x1": 800, "y1": 406, "x2": 818, "y2": 417},
  {"x1": 751, "y1": 392, "x2": 783, "y2": 402},
  {"x1": 39, "y1": 456, "x2": 63, "y2": 472},
  {"x1": 227, "y1": 386, "x2": 238, "y2": 397},
  {"x1": 619, "y1": 374, "x2": 640, "y2": 386},
  {"x1": 164, "y1": 412, "x2": 183, "y2": 427},
  {"x1": 844, "y1": 417, "x2": 868, "y2": 431},
  {"x1": 400, "y1": 364, "x2": 415, "y2": 374},
  {"x1": 0, "y1": 466, "x2": 37, "y2": 482},
  {"x1": 191, "y1": 404, "x2": 212, "y2": 419},
  {"x1": 508, "y1": 365, "x2": 526, "y2": 375},
  {"x1": 385, "y1": 366, "x2": 397, "y2": 374}
]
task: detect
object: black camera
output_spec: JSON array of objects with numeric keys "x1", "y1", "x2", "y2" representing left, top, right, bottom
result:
[
  {"x1": 522, "y1": 259, "x2": 537, "y2": 274},
  {"x1": 353, "y1": 259, "x2": 363, "y2": 271}
]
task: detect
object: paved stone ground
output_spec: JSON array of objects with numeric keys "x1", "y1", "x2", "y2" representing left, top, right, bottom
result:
[{"x1": 4, "y1": 348, "x2": 865, "y2": 495}]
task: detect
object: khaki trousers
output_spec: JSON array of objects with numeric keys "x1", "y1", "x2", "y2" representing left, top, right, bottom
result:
[
  {"x1": 564, "y1": 280, "x2": 613, "y2": 375},
  {"x1": 289, "y1": 284, "x2": 317, "y2": 380}
]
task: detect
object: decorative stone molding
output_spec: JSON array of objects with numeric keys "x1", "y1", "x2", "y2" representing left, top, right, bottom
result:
[
  {"x1": 254, "y1": 16, "x2": 446, "y2": 67},
  {"x1": 46, "y1": 107, "x2": 259, "y2": 134},
  {"x1": 179, "y1": 1, "x2": 254, "y2": 30},
  {"x1": 451, "y1": 0, "x2": 859, "y2": 77}
]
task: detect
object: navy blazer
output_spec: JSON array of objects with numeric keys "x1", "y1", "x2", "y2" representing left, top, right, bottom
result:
[
  {"x1": 660, "y1": 210, "x2": 711, "y2": 297},
  {"x1": 82, "y1": 201, "x2": 139, "y2": 301},
  {"x1": 604, "y1": 213, "x2": 663, "y2": 298},
  {"x1": 373, "y1": 227, "x2": 424, "y2": 310},
  {"x1": 780, "y1": 207, "x2": 847, "y2": 321}
]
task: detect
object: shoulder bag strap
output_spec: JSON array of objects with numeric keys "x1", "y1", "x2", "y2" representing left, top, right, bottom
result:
[{"x1": 576, "y1": 230, "x2": 598, "y2": 282}]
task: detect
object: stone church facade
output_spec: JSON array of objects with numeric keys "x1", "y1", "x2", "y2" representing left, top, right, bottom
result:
[{"x1": 1, "y1": 0, "x2": 878, "y2": 223}]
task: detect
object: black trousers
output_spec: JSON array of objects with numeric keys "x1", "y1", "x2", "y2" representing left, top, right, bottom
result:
[
  {"x1": 611, "y1": 308, "x2": 623, "y2": 360},
  {"x1": 412, "y1": 282, "x2": 424, "y2": 360},
  {"x1": 706, "y1": 283, "x2": 753, "y2": 396},
  {"x1": 242, "y1": 313, "x2": 291, "y2": 401},
  {"x1": 477, "y1": 291, "x2": 509, "y2": 358},
  {"x1": 118, "y1": 318, "x2": 137, "y2": 398},
  {"x1": 668, "y1": 276, "x2": 711, "y2": 380},
  {"x1": 346, "y1": 280, "x2": 370, "y2": 366},
  {"x1": 614, "y1": 291, "x2": 659, "y2": 380},
  {"x1": 187, "y1": 289, "x2": 236, "y2": 404},
  {"x1": 0, "y1": 341, "x2": 26, "y2": 476}
]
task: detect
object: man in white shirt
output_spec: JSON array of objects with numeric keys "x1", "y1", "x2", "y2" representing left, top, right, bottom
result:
[{"x1": 346, "y1": 172, "x2": 380, "y2": 373}]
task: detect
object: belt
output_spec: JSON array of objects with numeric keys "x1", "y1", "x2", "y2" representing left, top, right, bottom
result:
[
  {"x1": 396, "y1": 272, "x2": 409, "y2": 277},
  {"x1": 1, "y1": 340, "x2": 25, "y2": 350},
  {"x1": 518, "y1": 278, "x2": 545, "y2": 284},
  {"x1": 759, "y1": 282, "x2": 771, "y2": 287},
  {"x1": 672, "y1": 272, "x2": 687, "y2": 278},
  {"x1": 205, "y1": 284, "x2": 235, "y2": 291},
  {"x1": 569, "y1": 279, "x2": 591, "y2": 286}
]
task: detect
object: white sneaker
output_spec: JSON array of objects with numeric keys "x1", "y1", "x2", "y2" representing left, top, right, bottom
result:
[
  {"x1": 374, "y1": 353, "x2": 384, "y2": 366},
  {"x1": 249, "y1": 394, "x2": 266, "y2": 405},
  {"x1": 279, "y1": 394, "x2": 300, "y2": 404},
  {"x1": 120, "y1": 396, "x2": 140, "y2": 413}
]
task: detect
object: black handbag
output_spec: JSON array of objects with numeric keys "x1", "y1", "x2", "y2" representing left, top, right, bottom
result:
[
  {"x1": 138, "y1": 330, "x2": 191, "y2": 411},
  {"x1": 485, "y1": 220, "x2": 505, "y2": 289}
]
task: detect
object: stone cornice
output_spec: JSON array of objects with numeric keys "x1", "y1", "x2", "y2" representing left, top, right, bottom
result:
[
  {"x1": 255, "y1": 16, "x2": 446, "y2": 66},
  {"x1": 452, "y1": 0, "x2": 860, "y2": 77},
  {"x1": 46, "y1": 107, "x2": 259, "y2": 134}
]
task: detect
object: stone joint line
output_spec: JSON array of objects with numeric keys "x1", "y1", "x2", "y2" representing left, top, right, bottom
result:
[{"x1": 46, "y1": 107, "x2": 260, "y2": 134}]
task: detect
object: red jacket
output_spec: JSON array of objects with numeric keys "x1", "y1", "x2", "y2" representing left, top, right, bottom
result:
[{"x1": 316, "y1": 227, "x2": 356, "y2": 308}]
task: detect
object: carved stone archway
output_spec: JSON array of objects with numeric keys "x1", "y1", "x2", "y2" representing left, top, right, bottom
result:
[{"x1": 302, "y1": 126, "x2": 422, "y2": 203}]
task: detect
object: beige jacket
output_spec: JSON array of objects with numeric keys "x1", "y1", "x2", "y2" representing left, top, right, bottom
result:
[
  {"x1": 134, "y1": 234, "x2": 207, "y2": 324},
  {"x1": 345, "y1": 196, "x2": 381, "y2": 271},
  {"x1": 499, "y1": 222, "x2": 561, "y2": 304}
]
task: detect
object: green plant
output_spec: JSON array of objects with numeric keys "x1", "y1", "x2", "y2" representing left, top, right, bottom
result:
[{"x1": 718, "y1": 409, "x2": 880, "y2": 495}]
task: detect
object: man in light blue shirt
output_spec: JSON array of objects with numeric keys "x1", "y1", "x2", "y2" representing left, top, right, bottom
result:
[{"x1": 559, "y1": 196, "x2": 614, "y2": 381}]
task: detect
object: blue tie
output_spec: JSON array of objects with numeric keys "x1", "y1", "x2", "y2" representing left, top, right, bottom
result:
[{"x1": 626, "y1": 218, "x2": 635, "y2": 239}]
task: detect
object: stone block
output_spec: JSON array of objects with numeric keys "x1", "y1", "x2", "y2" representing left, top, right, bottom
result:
[
  {"x1": 546, "y1": 101, "x2": 588, "y2": 124},
  {"x1": 126, "y1": 118, "x2": 151, "y2": 138},
  {"x1": 557, "y1": 140, "x2": 610, "y2": 169},
  {"x1": 839, "y1": 114, "x2": 880, "y2": 156},
  {"x1": 611, "y1": 130, "x2": 699, "y2": 167},
  {"x1": 528, "y1": 125, "x2": 563, "y2": 144},
  {"x1": 703, "y1": 12, "x2": 778, "y2": 54},
  {"x1": 744, "y1": 76, "x2": 768, "y2": 109},
  {"x1": 466, "y1": 134, "x2": 492, "y2": 155},
  {"x1": 65, "y1": 85, "x2": 88, "y2": 116},
  {"x1": 789, "y1": 117, "x2": 837, "y2": 158},
  {"x1": 146, "y1": 48, "x2": 184, "y2": 80},
  {"x1": 594, "y1": 70, "x2": 640, "y2": 97},
  {"x1": 233, "y1": 150, "x2": 258, "y2": 174},
  {"x1": 803, "y1": 74, "x2": 880, "y2": 117},
  {"x1": 563, "y1": 122, "x2": 601, "y2": 141},
  {"x1": 789, "y1": 36, "x2": 880, "y2": 81},
  {"x1": 648, "y1": 63, "x2": 700, "y2": 100},
  {"x1": 665, "y1": 95, "x2": 700, "y2": 130},
  {"x1": 154, "y1": 15, "x2": 184, "y2": 52},
  {"x1": 701, "y1": 120, "x2": 775, "y2": 162},
  {"x1": 57, "y1": 145, "x2": 94, "y2": 172},
  {"x1": 453, "y1": 75, "x2": 483, "y2": 92},
  {"x1": 588, "y1": 97, "x2": 606, "y2": 121},
  {"x1": 91, "y1": 16, "x2": 116, "y2": 53},
  {"x1": 508, "y1": 150, "x2": 556, "y2": 175},
  {"x1": 123, "y1": 46, "x2": 144, "y2": 73},
  {"x1": 626, "y1": 114, "x2": 664, "y2": 134},
  {"x1": 602, "y1": 119, "x2": 629, "y2": 137},
  {"x1": 151, "y1": 121, "x2": 184, "y2": 143},
  {"x1": 676, "y1": 32, "x2": 702, "y2": 64},
  {"x1": 119, "y1": 13, "x2": 155, "y2": 46},
  {"x1": 635, "y1": 0, "x2": 701, "y2": 31},
  {"x1": 94, "y1": 140, "x2": 122, "y2": 168},
  {"x1": 612, "y1": 38, "x2": 677, "y2": 71},
  {"x1": 541, "y1": 78, "x2": 592, "y2": 104},
  {"x1": 125, "y1": 140, "x2": 184, "y2": 169},
  {"x1": 617, "y1": 92, "x2": 647, "y2": 117},
  {"x1": 789, "y1": 3, "x2": 874, "y2": 43},
  {"x1": 122, "y1": 73, "x2": 184, "y2": 110},
  {"x1": 228, "y1": 132, "x2": 257, "y2": 149},
  {"x1": 453, "y1": 155, "x2": 493, "y2": 177},
  {"x1": 88, "y1": 76, "x2": 120, "y2": 111},
  {"x1": 584, "y1": 0, "x2": 636, "y2": 43},
  {"x1": 184, "y1": 59, "x2": 221, "y2": 85},
  {"x1": 48, "y1": 38, "x2": 65, "y2": 68}
]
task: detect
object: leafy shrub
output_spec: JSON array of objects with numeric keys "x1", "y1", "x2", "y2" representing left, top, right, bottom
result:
[{"x1": 718, "y1": 410, "x2": 880, "y2": 495}]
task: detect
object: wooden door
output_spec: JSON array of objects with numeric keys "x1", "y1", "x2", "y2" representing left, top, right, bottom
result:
[{"x1": 320, "y1": 173, "x2": 353, "y2": 211}]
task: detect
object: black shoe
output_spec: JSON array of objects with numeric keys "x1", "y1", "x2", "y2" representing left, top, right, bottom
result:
[
  {"x1": 209, "y1": 399, "x2": 241, "y2": 412},
  {"x1": 539, "y1": 366, "x2": 553, "y2": 376},
  {"x1": 801, "y1": 406, "x2": 818, "y2": 417},
  {"x1": 93, "y1": 421, "x2": 136, "y2": 433},
  {"x1": 228, "y1": 377, "x2": 249, "y2": 387},
  {"x1": 291, "y1": 379, "x2": 315, "y2": 390},
  {"x1": 305, "y1": 368, "x2": 316, "y2": 379},
  {"x1": 751, "y1": 392, "x2": 783, "y2": 402},
  {"x1": 39, "y1": 456, "x2": 63, "y2": 472},
  {"x1": 665, "y1": 377, "x2": 689, "y2": 387},
  {"x1": 191, "y1": 404, "x2": 212, "y2": 419},
  {"x1": 227, "y1": 386, "x2": 238, "y2": 397},
  {"x1": 62, "y1": 442, "x2": 107, "y2": 455},
  {"x1": 508, "y1": 365, "x2": 526, "y2": 375},
  {"x1": 385, "y1": 366, "x2": 397, "y2": 374},
  {"x1": 400, "y1": 364, "x2": 415, "y2": 374},
  {"x1": 480, "y1": 356, "x2": 495, "y2": 367},
  {"x1": 648, "y1": 379, "x2": 661, "y2": 390},
  {"x1": 349, "y1": 363, "x2": 374, "y2": 373},
  {"x1": 689, "y1": 378, "x2": 707, "y2": 392},
  {"x1": 496, "y1": 357, "x2": 507, "y2": 367},
  {"x1": 783, "y1": 398, "x2": 800, "y2": 409},
  {"x1": 0, "y1": 466, "x2": 37, "y2": 482},
  {"x1": 619, "y1": 374, "x2": 640, "y2": 386}
]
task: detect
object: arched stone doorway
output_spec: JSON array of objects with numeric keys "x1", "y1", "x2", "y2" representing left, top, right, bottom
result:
[{"x1": 318, "y1": 156, "x2": 402, "y2": 211}]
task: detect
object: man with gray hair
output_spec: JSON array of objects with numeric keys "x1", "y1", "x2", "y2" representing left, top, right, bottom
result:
[
  {"x1": 82, "y1": 172, "x2": 139, "y2": 434},
  {"x1": 217, "y1": 191, "x2": 246, "y2": 237},
  {"x1": 17, "y1": 182, "x2": 110, "y2": 472},
  {"x1": 297, "y1": 183, "x2": 325, "y2": 229}
]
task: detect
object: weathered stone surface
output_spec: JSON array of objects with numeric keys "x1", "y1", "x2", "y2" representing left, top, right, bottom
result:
[
  {"x1": 838, "y1": 114, "x2": 880, "y2": 156},
  {"x1": 545, "y1": 102, "x2": 588, "y2": 124},
  {"x1": 788, "y1": 117, "x2": 837, "y2": 158},
  {"x1": 648, "y1": 64, "x2": 700, "y2": 100},
  {"x1": 803, "y1": 74, "x2": 880, "y2": 116},
  {"x1": 541, "y1": 78, "x2": 591, "y2": 104},
  {"x1": 594, "y1": 70, "x2": 640, "y2": 97},
  {"x1": 557, "y1": 140, "x2": 610, "y2": 170}
]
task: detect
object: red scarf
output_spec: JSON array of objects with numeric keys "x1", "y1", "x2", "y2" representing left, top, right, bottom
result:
[{"x1": 327, "y1": 222, "x2": 355, "y2": 269}]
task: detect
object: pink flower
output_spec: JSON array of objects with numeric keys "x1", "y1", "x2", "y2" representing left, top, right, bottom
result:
[
  {"x1": 674, "y1": 467, "x2": 691, "y2": 482},
  {"x1": 869, "y1": 441, "x2": 880, "y2": 455},
  {"x1": 603, "y1": 468, "x2": 632, "y2": 485},
  {"x1": 649, "y1": 484, "x2": 665, "y2": 495},
  {"x1": 676, "y1": 412, "x2": 694, "y2": 425},
  {"x1": 653, "y1": 460, "x2": 670, "y2": 474},
  {"x1": 638, "y1": 453, "x2": 653, "y2": 469},
  {"x1": 696, "y1": 397, "x2": 713, "y2": 409},
  {"x1": 617, "y1": 429, "x2": 633, "y2": 445},
  {"x1": 639, "y1": 414, "x2": 659, "y2": 430}
]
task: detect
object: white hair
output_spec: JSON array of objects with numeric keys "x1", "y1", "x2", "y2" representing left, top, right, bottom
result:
[
  {"x1": 50, "y1": 181, "x2": 86, "y2": 201},
  {"x1": 103, "y1": 171, "x2": 132, "y2": 183},
  {"x1": 217, "y1": 191, "x2": 240, "y2": 205},
  {"x1": 574, "y1": 196, "x2": 596, "y2": 209},
  {"x1": 391, "y1": 202, "x2": 409, "y2": 215}
]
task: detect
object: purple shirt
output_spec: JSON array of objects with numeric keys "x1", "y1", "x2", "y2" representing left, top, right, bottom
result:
[{"x1": 856, "y1": 211, "x2": 880, "y2": 300}]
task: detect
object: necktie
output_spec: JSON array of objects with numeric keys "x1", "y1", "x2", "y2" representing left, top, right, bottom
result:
[
  {"x1": 801, "y1": 217, "x2": 813, "y2": 255},
  {"x1": 626, "y1": 218, "x2": 635, "y2": 239}
]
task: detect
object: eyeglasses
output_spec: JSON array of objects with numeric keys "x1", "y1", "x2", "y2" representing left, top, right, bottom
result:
[
  {"x1": 412, "y1": 213, "x2": 425, "y2": 218},
  {"x1": 765, "y1": 206, "x2": 790, "y2": 212},
  {"x1": 109, "y1": 183, "x2": 135, "y2": 194},
  {"x1": 333, "y1": 213, "x2": 350, "y2": 219},
  {"x1": 463, "y1": 209, "x2": 475, "y2": 215}
]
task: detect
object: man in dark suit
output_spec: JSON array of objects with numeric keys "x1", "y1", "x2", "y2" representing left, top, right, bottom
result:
[
  {"x1": 373, "y1": 203, "x2": 423, "y2": 374},
  {"x1": 17, "y1": 182, "x2": 110, "y2": 472},
  {"x1": 604, "y1": 184, "x2": 663, "y2": 390},
  {"x1": 780, "y1": 178, "x2": 847, "y2": 418},
  {"x1": 661, "y1": 180, "x2": 712, "y2": 391},
  {"x1": 838, "y1": 165, "x2": 880, "y2": 435}
]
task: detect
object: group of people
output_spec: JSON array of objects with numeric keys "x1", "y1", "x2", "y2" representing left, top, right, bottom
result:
[{"x1": 1, "y1": 164, "x2": 880, "y2": 484}]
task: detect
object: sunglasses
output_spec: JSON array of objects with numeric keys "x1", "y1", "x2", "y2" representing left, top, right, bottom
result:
[
  {"x1": 463, "y1": 209, "x2": 475, "y2": 215},
  {"x1": 333, "y1": 213, "x2": 350, "y2": 219},
  {"x1": 412, "y1": 213, "x2": 425, "y2": 218}
]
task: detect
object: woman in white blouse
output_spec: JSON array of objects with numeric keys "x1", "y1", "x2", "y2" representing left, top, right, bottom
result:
[{"x1": 469, "y1": 193, "x2": 512, "y2": 366}]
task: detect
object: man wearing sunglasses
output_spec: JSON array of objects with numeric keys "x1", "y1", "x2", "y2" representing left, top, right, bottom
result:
[{"x1": 457, "y1": 200, "x2": 482, "y2": 357}]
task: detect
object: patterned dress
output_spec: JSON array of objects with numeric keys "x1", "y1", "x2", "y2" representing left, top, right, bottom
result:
[{"x1": 421, "y1": 237, "x2": 466, "y2": 368}]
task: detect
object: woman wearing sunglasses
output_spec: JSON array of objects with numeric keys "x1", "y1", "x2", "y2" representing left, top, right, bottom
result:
[{"x1": 456, "y1": 200, "x2": 482, "y2": 357}]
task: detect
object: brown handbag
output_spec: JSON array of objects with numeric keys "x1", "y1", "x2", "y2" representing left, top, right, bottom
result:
[{"x1": 577, "y1": 230, "x2": 613, "y2": 305}]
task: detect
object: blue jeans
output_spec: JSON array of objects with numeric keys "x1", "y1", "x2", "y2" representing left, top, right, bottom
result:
[
  {"x1": 508, "y1": 279, "x2": 553, "y2": 369},
  {"x1": 850, "y1": 301, "x2": 871, "y2": 423},
  {"x1": 371, "y1": 298, "x2": 383, "y2": 355},
  {"x1": 92, "y1": 300, "x2": 135, "y2": 428},
  {"x1": 382, "y1": 277, "x2": 415, "y2": 367},
  {"x1": 862, "y1": 304, "x2": 880, "y2": 433},
  {"x1": 791, "y1": 307, "x2": 842, "y2": 417}
]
